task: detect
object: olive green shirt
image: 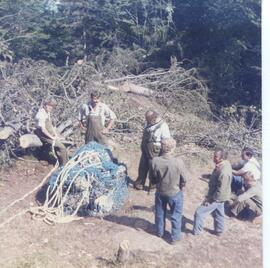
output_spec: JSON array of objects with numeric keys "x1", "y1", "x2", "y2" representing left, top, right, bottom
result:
[
  {"x1": 207, "y1": 160, "x2": 232, "y2": 202},
  {"x1": 237, "y1": 181, "x2": 262, "y2": 210}
]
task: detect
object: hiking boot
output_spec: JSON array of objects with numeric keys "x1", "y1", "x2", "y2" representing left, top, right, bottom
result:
[
  {"x1": 170, "y1": 239, "x2": 181, "y2": 245},
  {"x1": 134, "y1": 183, "x2": 144, "y2": 190},
  {"x1": 214, "y1": 231, "x2": 223, "y2": 237}
]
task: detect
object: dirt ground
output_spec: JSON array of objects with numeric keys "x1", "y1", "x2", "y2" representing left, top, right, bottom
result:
[{"x1": 0, "y1": 144, "x2": 262, "y2": 268}]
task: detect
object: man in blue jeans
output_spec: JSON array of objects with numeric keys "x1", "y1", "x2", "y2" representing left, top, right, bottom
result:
[
  {"x1": 193, "y1": 148, "x2": 232, "y2": 236},
  {"x1": 149, "y1": 138, "x2": 187, "y2": 245}
]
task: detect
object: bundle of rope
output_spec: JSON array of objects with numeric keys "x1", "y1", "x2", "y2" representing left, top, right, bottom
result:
[
  {"x1": 0, "y1": 141, "x2": 128, "y2": 227},
  {"x1": 30, "y1": 142, "x2": 129, "y2": 224}
]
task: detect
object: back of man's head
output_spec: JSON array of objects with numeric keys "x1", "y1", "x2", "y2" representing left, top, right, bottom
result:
[
  {"x1": 145, "y1": 110, "x2": 160, "y2": 124},
  {"x1": 161, "y1": 138, "x2": 176, "y2": 154},
  {"x1": 242, "y1": 147, "x2": 254, "y2": 158}
]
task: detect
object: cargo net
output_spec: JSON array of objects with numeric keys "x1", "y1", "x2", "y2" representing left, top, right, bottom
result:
[{"x1": 31, "y1": 142, "x2": 129, "y2": 224}]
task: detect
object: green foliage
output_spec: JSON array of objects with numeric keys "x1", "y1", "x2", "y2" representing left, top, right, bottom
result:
[
  {"x1": 0, "y1": 0, "x2": 261, "y2": 108},
  {"x1": 173, "y1": 0, "x2": 261, "y2": 107}
]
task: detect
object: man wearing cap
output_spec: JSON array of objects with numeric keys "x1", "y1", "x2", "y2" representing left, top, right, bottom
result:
[
  {"x1": 34, "y1": 98, "x2": 68, "y2": 166},
  {"x1": 134, "y1": 110, "x2": 171, "y2": 190},
  {"x1": 149, "y1": 138, "x2": 187, "y2": 245},
  {"x1": 78, "y1": 90, "x2": 116, "y2": 145}
]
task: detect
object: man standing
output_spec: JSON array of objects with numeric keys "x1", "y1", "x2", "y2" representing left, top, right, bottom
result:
[
  {"x1": 34, "y1": 98, "x2": 68, "y2": 166},
  {"x1": 78, "y1": 90, "x2": 116, "y2": 145},
  {"x1": 134, "y1": 110, "x2": 171, "y2": 190},
  {"x1": 149, "y1": 138, "x2": 187, "y2": 245},
  {"x1": 193, "y1": 148, "x2": 232, "y2": 236},
  {"x1": 231, "y1": 147, "x2": 261, "y2": 194}
]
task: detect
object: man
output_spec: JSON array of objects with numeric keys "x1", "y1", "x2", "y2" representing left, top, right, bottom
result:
[
  {"x1": 149, "y1": 138, "x2": 187, "y2": 245},
  {"x1": 193, "y1": 148, "x2": 232, "y2": 236},
  {"x1": 230, "y1": 171, "x2": 262, "y2": 222},
  {"x1": 34, "y1": 98, "x2": 68, "y2": 166},
  {"x1": 78, "y1": 90, "x2": 116, "y2": 145},
  {"x1": 231, "y1": 147, "x2": 261, "y2": 194},
  {"x1": 134, "y1": 110, "x2": 171, "y2": 190}
]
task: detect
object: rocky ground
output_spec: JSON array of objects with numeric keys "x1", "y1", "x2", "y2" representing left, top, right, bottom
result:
[{"x1": 0, "y1": 143, "x2": 262, "y2": 268}]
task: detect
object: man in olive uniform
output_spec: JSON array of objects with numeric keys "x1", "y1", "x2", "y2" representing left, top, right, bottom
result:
[
  {"x1": 134, "y1": 110, "x2": 171, "y2": 190},
  {"x1": 78, "y1": 90, "x2": 116, "y2": 145},
  {"x1": 230, "y1": 171, "x2": 262, "y2": 221},
  {"x1": 193, "y1": 148, "x2": 232, "y2": 236},
  {"x1": 34, "y1": 98, "x2": 68, "y2": 166}
]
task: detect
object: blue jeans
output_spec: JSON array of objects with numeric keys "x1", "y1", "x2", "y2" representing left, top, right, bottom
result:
[
  {"x1": 231, "y1": 175, "x2": 244, "y2": 193},
  {"x1": 193, "y1": 201, "x2": 225, "y2": 235},
  {"x1": 155, "y1": 191, "x2": 183, "y2": 242}
]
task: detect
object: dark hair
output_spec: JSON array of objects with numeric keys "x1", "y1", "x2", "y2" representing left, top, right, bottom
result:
[
  {"x1": 214, "y1": 147, "x2": 228, "y2": 160},
  {"x1": 242, "y1": 147, "x2": 254, "y2": 158},
  {"x1": 43, "y1": 98, "x2": 56, "y2": 106},
  {"x1": 145, "y1": 110, "x2": 159, "y2": 121},
  {"x1": 90, "y1": 90, "x2": 101, "y2": 98}
]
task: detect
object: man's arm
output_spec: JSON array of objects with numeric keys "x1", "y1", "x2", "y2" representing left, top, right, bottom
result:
[
  {"x1": 78, "y1": 104, "x2": 87, "y2": 130},
  {"x1": 237, "y1": 184, "x2": 261, "y2": 203},
  {"x1": 149, "y1": 160, "x2": 158, "y2": 185},
  {"x1": 177, "y1": 158, "x2": 187, "y2": 190},
  {"x1": 103, "y1": 104, "x2": 117, "y2": 133},
  {"x1": 232, "y1": 160, "x2": 246, "y2": 170},
  {"x1": 102, "y1": 118, "x2": 115, "y2": 133},
  {"x1": 160, "y1": 122, "x2": 170, "y2": 139},
  {"x1": 41, "y1": 126, "x2": 56, "y2": 140}
]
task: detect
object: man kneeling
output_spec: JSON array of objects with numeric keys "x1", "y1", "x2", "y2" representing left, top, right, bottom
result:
[
  {"x1": 149, "y1": 138, "x2": 187, "y2": 245},
  {"x1": 230, "y1": 171, "x2": 262, "y2": 222}
]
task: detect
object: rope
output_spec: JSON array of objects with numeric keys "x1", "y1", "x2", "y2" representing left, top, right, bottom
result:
[
  {"x1": 0, "y1": 139, "x2": 59, "y2": 227},
  {"x1": 0, "y1": 141, "x2": 128, "y2": 227}
]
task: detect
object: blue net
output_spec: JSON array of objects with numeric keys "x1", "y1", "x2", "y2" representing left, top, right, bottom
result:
[{"x1": 49, "y1": 142, "x2": 129, "y2": 217}]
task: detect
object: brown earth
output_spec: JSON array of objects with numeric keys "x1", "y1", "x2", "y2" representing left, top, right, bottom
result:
[{"x1": 0, "y1": 143, "x2": 262, "y2": 268}]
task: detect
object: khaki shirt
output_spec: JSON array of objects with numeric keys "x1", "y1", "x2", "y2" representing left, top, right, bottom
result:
[{"x1": 237, "y1": 181, "x2": 262, "y2": 209}]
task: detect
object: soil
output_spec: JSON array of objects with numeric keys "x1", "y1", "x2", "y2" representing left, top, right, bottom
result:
[{"x1": 0, "y1": 144, "x2": 262, "y2": 268}]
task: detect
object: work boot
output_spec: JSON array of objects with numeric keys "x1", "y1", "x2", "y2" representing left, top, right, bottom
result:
[{"x1": 133, "y1": 181, "x2": 144, "y2": 190}]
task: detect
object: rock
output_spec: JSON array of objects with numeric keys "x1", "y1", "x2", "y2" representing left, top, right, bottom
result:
[{"x1": 117, "y1": 240, "x2": 130, "y2": 264}]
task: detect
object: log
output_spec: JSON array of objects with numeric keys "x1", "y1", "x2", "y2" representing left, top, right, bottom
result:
[
  {"x1": 0, "y1": 126, "x2": 14, "y2": 140},
  {"x1": 107, "y1": 81, "x2": 154, "y2": 97},
  {"x1": 116, "y1": 240, "x2": 130, "y2": 264},
  {"x1": 121, "y1": 81, "x2": 154, "y2": 96},
  {"x1": 19, "y1": 134, "x2": 43, "y2": 148}
]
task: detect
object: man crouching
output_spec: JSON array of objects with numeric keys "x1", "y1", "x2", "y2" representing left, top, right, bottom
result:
[{"x1": 149, "y1": 138, "x2": 187, "y2": 245}]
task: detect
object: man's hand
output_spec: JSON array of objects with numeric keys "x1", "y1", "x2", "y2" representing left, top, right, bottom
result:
[
  {"x1": 101, "y1": 128, "x2": 109, "y2": 134},
  {"x1": 202, "y1": 198, "x2": 210, "y2": 206},
  {"x1": 79, "y1": 122, "x2": 87, "y2": 131}
]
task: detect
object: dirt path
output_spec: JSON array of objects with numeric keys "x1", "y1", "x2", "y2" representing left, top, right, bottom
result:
[{"x1": 0, "y1": 146, "x2": 262, "y2": 268}]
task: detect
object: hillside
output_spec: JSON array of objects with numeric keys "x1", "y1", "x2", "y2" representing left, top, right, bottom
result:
[{"x1": 0, "y1": 94, "x2": 262, "y2": 268}]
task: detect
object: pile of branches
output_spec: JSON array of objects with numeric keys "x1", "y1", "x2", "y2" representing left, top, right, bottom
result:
[{"x1": 0, "y1": 49, "x2": 261, "y2": 166}]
